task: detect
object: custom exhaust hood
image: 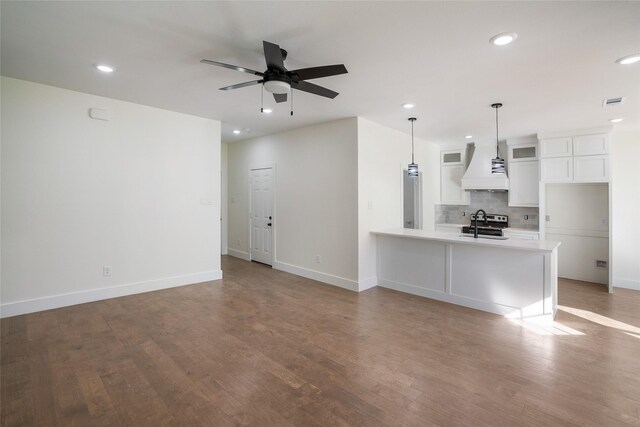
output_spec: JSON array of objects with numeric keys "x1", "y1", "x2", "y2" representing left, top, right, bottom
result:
[{"x1": 460, "y1": 143, "x2": 509, "y2": 191}]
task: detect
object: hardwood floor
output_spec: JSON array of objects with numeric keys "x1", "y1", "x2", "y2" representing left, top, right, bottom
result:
[{"x1": 2, "y1": 256, "x2": 640, "y2": 426}]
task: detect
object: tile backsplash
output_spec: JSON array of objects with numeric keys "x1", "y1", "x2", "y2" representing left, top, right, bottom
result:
[{"x1": 435, "y1": 191, "x2": 539, "y2": 230}]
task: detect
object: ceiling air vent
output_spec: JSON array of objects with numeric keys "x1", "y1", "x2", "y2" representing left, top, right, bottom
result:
[{"x1": 603, "y1": 97, "x2": 625, "y2": 107}]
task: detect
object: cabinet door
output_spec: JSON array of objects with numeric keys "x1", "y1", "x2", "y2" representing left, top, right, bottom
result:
[
  {"x1": 508, "y1": 161, "x2": 539, "y2": 207},
  {"x1": 573, "y1": 134, "x2": 609, "y2": 156},
  {"x1": 574, "y1": 155, "x2": 610, "y2": 182},
  {"x1": 541, "y1": 157, "x2": 573, "y2": 182},
  {"x1": 540, "y1": 138, "x2": 572, "y2": 158},
  {"x1": 441, "y1": 164, "x2": 470, "y2": 205}
]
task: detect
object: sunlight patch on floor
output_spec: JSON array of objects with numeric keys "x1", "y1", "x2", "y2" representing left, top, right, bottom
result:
[
  {"x1": 558, "y1": 305, "x2": 640, "y2": 334},
  {"x1": 509, "y1": 317, "x2": 585, "y2": 336},
  {"x1": 625, "y1": 332, "x2": 640, "y2": 340}
]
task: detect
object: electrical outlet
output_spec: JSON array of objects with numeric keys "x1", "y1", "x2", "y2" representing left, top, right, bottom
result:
[
  {"x1": 103, "y1": 265, "x2": 112, "y2": 277},
  {"x1": 523, "y1": 215, "x2": 529, "y2": 220},
  {"x1": 315, "y1": 255, "x2": 321, "y2": 264},
  {"x1": 595, "y1": 260, "x2": 608, "y2": 269},
  {"x1": 368, "y1": 200, "x2": 373, "y2": 210},
  {"x1": 462, "y1": 212, "x2": 466, "y2": 216},
  {"x1": 545, "y1": 215, "x2": 551, "y2": 222}
]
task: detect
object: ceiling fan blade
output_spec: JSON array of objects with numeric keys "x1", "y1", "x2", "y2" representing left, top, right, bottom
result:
[
  {"x1": 219, "y1": 80, "x2": 263, "y2": 91},
  {"x1": 200, "y1": 59, "x2": 264, "y2": 76},
  {"x1": 289, "y1": 64, "x2": 348, "y2": 81},
  {"x1": 273, "y1": 93, "x2": 288, "y2": 103},
  {"x1": 292, "y1": 81, "x2": 339, "y2": 99},
  {"x1": 263, "y1": 41, "x2": 286, "y2": 72}
]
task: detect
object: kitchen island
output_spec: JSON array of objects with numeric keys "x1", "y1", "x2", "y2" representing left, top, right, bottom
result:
[{"x1": 371, "y1": 228, "x2": 561, "y2": 319}]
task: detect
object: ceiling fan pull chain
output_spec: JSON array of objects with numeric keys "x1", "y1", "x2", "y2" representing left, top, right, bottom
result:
[
  {"x1": 290, "y1": 89, "x2": 294, "y2": 116},
  {"x1": 260, "y1": 85, "x2": 264, "y2": 113}
]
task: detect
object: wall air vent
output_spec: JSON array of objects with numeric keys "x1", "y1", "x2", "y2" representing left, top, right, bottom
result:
[{"x1": 602, "y1": 97, "x2": 625, "y2": 107}]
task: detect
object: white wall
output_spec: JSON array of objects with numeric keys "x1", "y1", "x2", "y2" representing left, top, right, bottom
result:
[
  {"x1": 356, "y1": 118, "x2": 440, "y2": 289},
  {"x1": 226, "y1": 118, "x2": 359, "y2": 289},
  {"x1": 546, "y1": 183, "x2": 609, "y2": 284},
  {"x1": 1, "y1": 77, "x2": 222, "y2": 317},
  {"x1": 221, "y1": 143, "x2": 228, "y2": 255},
  {"x1": 612, "y1": 129, "x2": 640, "y2": 290}
]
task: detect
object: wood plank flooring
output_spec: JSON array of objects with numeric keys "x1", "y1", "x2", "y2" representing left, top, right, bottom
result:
[{"x1": 2, "y1": 255, "x2": 640, "y2": 426}]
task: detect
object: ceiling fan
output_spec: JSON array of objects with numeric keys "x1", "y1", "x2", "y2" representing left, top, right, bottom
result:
[{"x1": 201, "y1": 41, "x2": 347, "y2": 105}]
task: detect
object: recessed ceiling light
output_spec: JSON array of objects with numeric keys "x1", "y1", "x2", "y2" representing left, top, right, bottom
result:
[
  {"x1": 95, "y1": 64, "x2": 115, "y2": 73},
  {"x1": 402, "y1": 103, "x2": 415, "y2": 109},
  {"x1": 233, "y1": 129, "x2": 241, "y2": 134},
  {"x1": 262, "y1": 108, "x2": 273, "y2": 114},
  {"x1": 465, "y1": 135, "x2": 473, "y2": 139},
  {"x1": 490, "y1": 32, "x2": 518, "y2": 46},
  {"x1": 609, "y1": 118, "x2": 624, "y2": 123},
  {"x1": 616, "y1": 54, "x2": 640, "y2": 65}
]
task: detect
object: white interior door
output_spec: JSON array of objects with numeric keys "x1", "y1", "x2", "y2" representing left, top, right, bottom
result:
[{"x1": 250, "y1": 167, "x2": 274, "y2": 265}]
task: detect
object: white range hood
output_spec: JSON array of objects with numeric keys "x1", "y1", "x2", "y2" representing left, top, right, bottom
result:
[{"x1": 461, "y1": 143, "x2": 509, "y2": 191}]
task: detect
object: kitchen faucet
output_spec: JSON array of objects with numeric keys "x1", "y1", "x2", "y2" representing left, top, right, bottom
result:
[{"x1": 473, "y1": 209, "x2": 487, "y2": 239}]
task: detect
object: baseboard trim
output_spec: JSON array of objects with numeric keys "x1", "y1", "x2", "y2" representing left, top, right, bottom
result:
[
  {"x1": 614, "y1": 278, "x2": 640, "y2": 291},
  {"x1": 273, "y1": 261, "x2": 359, "y2": 292},
  {"x1": 227, "y1": 248, "x2": 250, "y2": 261},
  {"x1": 358, "y1": 277, "x2": 378, "y2": 292},
  {"x1": 0, "y1": 270, "x2": 223, "y2": 318}
]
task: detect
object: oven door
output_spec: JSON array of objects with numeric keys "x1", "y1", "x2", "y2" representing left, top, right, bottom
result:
[{"x1": 461, "y1": 226, "x2": 503, "y2": 236}]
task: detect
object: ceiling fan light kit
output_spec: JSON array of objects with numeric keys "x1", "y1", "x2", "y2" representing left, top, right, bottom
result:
[
  {"x1": 264, "y1": 80, "x2": 290, "y2": 94},
  {"x1": 201, "y1": 40, "x2": 347, "y2": 114}
]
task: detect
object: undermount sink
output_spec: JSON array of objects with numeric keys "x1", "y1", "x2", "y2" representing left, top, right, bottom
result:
[{"x1": 459, "y1": 233, "x2": 509, "y2": 241}]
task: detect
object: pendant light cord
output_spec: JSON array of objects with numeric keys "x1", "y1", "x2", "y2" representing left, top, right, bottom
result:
[
  {"x1": 491, "y1": 103, "x2": 502, "y2": 158},
  {"x1": 408, "y1": 117, "x2": 417, "y2": 163},
  {"x1": 411, "y1": 119, "x2": 415, "y2": 163},
  {"x1": 495, "y1": 106, "x2": 499, "y2": 157}
]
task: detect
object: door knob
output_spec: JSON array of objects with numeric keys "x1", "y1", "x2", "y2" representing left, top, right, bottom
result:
[{"x1": 267, "y1": 223, "x2": 272, "y2": 227}]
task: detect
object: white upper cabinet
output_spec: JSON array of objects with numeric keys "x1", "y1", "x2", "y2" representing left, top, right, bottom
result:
[
  {"x1": 507, "y1": 139, "x2": 539, "y2": 207},
  {"x1": 573, "y1": 134, "x2": 609, "y2": 156},
  {"x1": 540, "y1": 137, "x2": 572, "y2": 158},
  {"x1": 440, "y1": 149, "x2": 470, "y2": 205},
  {"x1": 541, "y1": 157, "x2": 573, "y2": 182},
  {"x1": 574, "y1": 155, "x2": 610, "y2": 182},
  {"x1": 539, "y1": 130, "x2": 611, "y2": 183}
]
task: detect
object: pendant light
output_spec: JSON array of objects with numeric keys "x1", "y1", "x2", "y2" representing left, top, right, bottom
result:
[
  {"x1": 407, "y1": 117, "x2": 418, "y2": 177},
  {"x1": 491, "y1": 103, "x2": 506, "y2": 174}
]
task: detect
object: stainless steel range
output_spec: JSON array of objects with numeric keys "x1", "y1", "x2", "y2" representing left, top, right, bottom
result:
[{"x1": 461, "y1": 212, "x2": 508, "y2": 237}]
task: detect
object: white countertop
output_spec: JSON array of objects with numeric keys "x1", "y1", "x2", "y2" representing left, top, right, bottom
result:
[{"x1": 371, "y1": 228, "x2": 560, "y2": 253}]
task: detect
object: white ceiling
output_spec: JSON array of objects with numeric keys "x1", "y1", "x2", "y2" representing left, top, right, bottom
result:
[{"x1": 2, "y1": 1, "x2": 639, "y2": 145}]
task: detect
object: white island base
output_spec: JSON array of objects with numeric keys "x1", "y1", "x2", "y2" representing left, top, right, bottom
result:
[{"x1": 372, "y1": 229, "x2": 561, "y2": 320}]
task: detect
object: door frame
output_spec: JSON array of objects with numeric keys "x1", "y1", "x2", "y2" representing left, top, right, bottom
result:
[{"x1": 248, "y1": 164, "x2": 276, "y2": 265}]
